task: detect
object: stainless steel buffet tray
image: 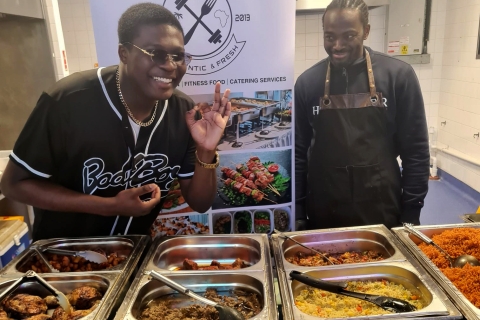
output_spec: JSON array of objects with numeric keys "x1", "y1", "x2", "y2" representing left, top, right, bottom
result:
[
  {"x1": 392, "y1": 223, "x2": 480, "y2": 320},
  {"x1": 114, "y1": 234, "x2": 277, "y2": 319},
  {"x1": 0, "y1": 235, "x2": 148, "y2": 320},
  {"x1": 283, "y1": 262, "x2": 459, "y2": 319},
  {"x1": 142, "y1": 234, "x2": 265, "y2": 273},
  {"x1": 460, "y1": 213, "x2": 480, "y2": 223},
  {"x1": 231, "y1": 97, "x2": 280, "y2": 117},
  {"x1": 230, "y1": 104, "x2": 261, "y2": 123},
  {"x1": 0, "y1": 272, "x2": 118, "y2": 320},
  {"x1": 272, "y1": 225, "x2": 408, "y2": 272},
  {"x1": 272, "y1": 225, "x2": 462, "y2": 320},
  {"x1": 0, "y1": 235, "x2": 147, "y2": 276}
]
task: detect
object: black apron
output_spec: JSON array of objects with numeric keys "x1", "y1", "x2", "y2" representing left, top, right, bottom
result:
[{"x1": 306, "y1": 51, "x2": 402, "y2": 229}]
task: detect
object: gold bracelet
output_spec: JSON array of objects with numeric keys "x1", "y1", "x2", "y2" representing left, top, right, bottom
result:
[{"x1": 195, "y1": 151, "x2": 220, "y2": 169}]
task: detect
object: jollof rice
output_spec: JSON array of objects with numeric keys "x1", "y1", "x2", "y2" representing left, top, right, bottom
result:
[{"x1": 417, "y1": 227, "x2": 480, "y2": 308}]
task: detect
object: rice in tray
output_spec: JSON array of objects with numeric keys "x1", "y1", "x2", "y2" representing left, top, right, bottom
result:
[
  {"x1": 417, "y1": 227, "x2": 480, "y2": 308},
  {"x1": 295, "y1": 280, "x2": 424, "y2": 318}
]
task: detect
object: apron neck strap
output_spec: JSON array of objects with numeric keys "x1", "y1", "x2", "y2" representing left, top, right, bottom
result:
[
  {"x1": 324, "y1": 62, "x2": 332, "y2": 101},
  {"x1": 323, "y1": 49, "x2": 377, "y2": 103},
  {"x1": 365, "y1": 50, "x2": 377, "y2": 99}
]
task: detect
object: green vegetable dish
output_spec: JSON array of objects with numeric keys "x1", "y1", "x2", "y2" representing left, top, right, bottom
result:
[
  {"x1": 234, "y1": 211, "x2": 252, "y2": 233},
  {"x1": 254, "y1": 211, "x2": 271, "y2": 233},
  {"x1": 221, "y1": 185, "x2": 248, "y2": 206}
]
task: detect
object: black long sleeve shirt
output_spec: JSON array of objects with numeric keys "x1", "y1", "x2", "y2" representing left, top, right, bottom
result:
[{"x1": 295, "y1": 47, "x2": 430, "y2": 224}]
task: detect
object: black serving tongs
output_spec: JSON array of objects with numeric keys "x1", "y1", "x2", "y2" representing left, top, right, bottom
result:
[
  {"x1": 289, "y1": 271, "x2": 417, "y2": 313},
  {"x1": 0, "y1": 270, "x2": 72, "y2": 314}
]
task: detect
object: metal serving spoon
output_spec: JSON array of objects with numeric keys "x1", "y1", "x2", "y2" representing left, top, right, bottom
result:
[
  {"x1": 274, "y1": 229, "x2": 334, "y2": 265},
  {"x1": 289, "y1": 271, "x2": 417, "y2": 313},
  {"x1": 148, "y1": 270, "x2": 245, "y2": 320},
  {"x1": 403, "y1": 223, "x2": 480, "y2": 268},
  {"x1": 33, "y1": 245, "x2": 108, "y2": 264}
]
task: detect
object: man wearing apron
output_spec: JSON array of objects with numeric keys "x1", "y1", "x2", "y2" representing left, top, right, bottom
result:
[{"x1": 295, "y1": 0, "x2": 429, "y2": 230}]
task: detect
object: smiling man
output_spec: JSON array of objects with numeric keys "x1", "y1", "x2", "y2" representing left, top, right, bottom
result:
[
  {"x1": 0, "y1": 3, "x2": 231, "y2": 240},
  {"x1": 295, "y1": 0, "x2": 429, "y2": 230}
]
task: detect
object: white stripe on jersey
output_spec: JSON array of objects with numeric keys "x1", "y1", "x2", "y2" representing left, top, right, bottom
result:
[
  {"x1": 145, "y1": 100, "x2": 168, "y2": 155},
  {"x1": 110, "y1": 215, "x2": 119, "y2": 236},
  {"x1": 97, "y1": 67, "x2": 122, "y2": 120},
  {"x1": 10, "y1": 152, "x2": 52, "y2": 178},
  {"x1": 178, "y1": 172, "x2": 194, "y2": 178},
  {"x1": 124, "y1": 216, "x2": 133, "y2": 235}
]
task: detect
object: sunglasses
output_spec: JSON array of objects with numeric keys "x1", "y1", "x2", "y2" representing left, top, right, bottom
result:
[{"x1": 124, "y1": 42, "x2": 193, "y2": 66}]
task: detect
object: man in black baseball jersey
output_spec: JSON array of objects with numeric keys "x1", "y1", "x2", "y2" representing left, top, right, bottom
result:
[{"x1": 0, "y1": 3, "x2": 231, "y2": 240}]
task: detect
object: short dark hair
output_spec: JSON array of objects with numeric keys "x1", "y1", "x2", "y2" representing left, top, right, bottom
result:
[
  {"x1": 118, "y1": 2, "x2": 184, "y2": 44},
  {"x1": 322, "y1": 0, "x2": 369, "y2": 29}
]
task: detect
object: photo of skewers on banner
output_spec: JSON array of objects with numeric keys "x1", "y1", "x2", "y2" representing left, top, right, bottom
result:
[{"x1": 212, "y1": 149, "x2": 292, "y2": 209}]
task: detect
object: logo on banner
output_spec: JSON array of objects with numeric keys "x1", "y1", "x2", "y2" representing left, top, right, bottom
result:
[{"x1": 162, "y1": 0, "x2": 246, "y2": 75}]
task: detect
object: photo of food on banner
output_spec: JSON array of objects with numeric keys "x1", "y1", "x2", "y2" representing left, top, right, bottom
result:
[
  {"x1": 212, "y1": 149, "x2": 292, "y2": 210},
  {"x1": 158, "y1": 178, "x2": 194, "y2": 215},
  {"x1": 190, "y1": 89, "x2": 293, "y2": 151},
  {"x1": 212, "y1": 206, "x2": 292, "y2": 235},
  {"x1": 150, "y1": 214, "x2": 210, "y2": 238}
]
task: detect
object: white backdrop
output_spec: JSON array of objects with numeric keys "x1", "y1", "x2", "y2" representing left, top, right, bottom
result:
[
  {"x1": 90, "y1": 0, "x2": 296, "y2": 235},
  {"x1": 90, "y1": 0, "x2": 294, "y2": 94}
]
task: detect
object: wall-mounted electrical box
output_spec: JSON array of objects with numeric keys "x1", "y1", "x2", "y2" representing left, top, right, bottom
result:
[
  {"x1": 0, "y1": 0, "x2": 44, "y2": 19},
  {"x1": 386, "y1": 0, "x2": 426, "y2": 56}
]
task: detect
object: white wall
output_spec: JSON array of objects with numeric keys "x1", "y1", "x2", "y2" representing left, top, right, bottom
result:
[
  {"x1": 42, "y1": 0, "x2": 69, "y2": 80},
  {"x1": 409, "y1": 0, "x2": 445, "y2": 138},
  {"x1": 434, "y1": 0, "x2": 480, "y2": 191},
  {"x1": 57, "y1": 0, "x2": 98, "y2": 73}
]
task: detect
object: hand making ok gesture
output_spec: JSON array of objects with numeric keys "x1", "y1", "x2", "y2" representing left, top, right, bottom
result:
[{"x1": 185, "y1": 82, "x2": 232, "y2": 151}]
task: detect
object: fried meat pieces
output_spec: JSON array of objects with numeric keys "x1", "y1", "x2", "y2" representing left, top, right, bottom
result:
[
  {"x1": 182, "y1": 258, "x2": 247, "y2": 270},
  {"x1": 2, "y1": 294, "x2": 48, "y2": 318},
  {"x1": 1, "y1": 286, "x2": 102, "y2": 320}
]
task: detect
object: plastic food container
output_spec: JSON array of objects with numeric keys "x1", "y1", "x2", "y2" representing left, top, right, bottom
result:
[
  {"x1": 274, "y1": 206, "x2": 291, "y2": 232},
  {"x1": 212, "y1": 212, "x2": 233, "y2": 234},
  {"x1": 253, "y1": 209, "x2": 273, "y2": 234},
  {"x1": 233, "y1": 210, "x2": 253, "y2": 234},
  {"x1": 0, "y1": 220, "x2": 30, "y2": 269}
]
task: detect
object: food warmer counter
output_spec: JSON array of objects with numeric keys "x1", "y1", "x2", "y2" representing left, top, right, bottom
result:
[
  {"x1": 0, "y1": 272, "x2": 118, "y2": 320},
  {"x1": 227, "y1": 103, "x2": 261, "y2": 148},
  {"x1": 460, "y1": 214, "x2": 480, "y2": 223},
  {"x1": 114, "y1": 234, "x2": 277, "y2": 319},
  {"x1": 272, "y1": 225, "x2": 462, "y2": 320},
  {"x1": 392, "y1": 223, "x2": 480, "y2": 320},
  {"x1": 0, "y1": 235, "x2": 148, "y2": 320}
]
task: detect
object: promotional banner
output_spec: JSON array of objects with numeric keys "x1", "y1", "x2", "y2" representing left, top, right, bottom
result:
[{"x1": 90, "y1": 0, "x2": 295, "y2": 237}]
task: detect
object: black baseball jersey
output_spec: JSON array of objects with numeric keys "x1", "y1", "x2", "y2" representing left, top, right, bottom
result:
[{"x1": 10, "y1": 65, "x2": 196, "y2": 241}]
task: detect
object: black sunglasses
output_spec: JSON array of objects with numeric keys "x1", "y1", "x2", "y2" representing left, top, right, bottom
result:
[{"x1": 124, "y1": 42, "x2": 193, "y2": 66}]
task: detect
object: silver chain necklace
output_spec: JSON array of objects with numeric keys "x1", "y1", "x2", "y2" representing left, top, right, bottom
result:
[{"x1": 116, "y1": 68, "x2": 158, "y2": 127}]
